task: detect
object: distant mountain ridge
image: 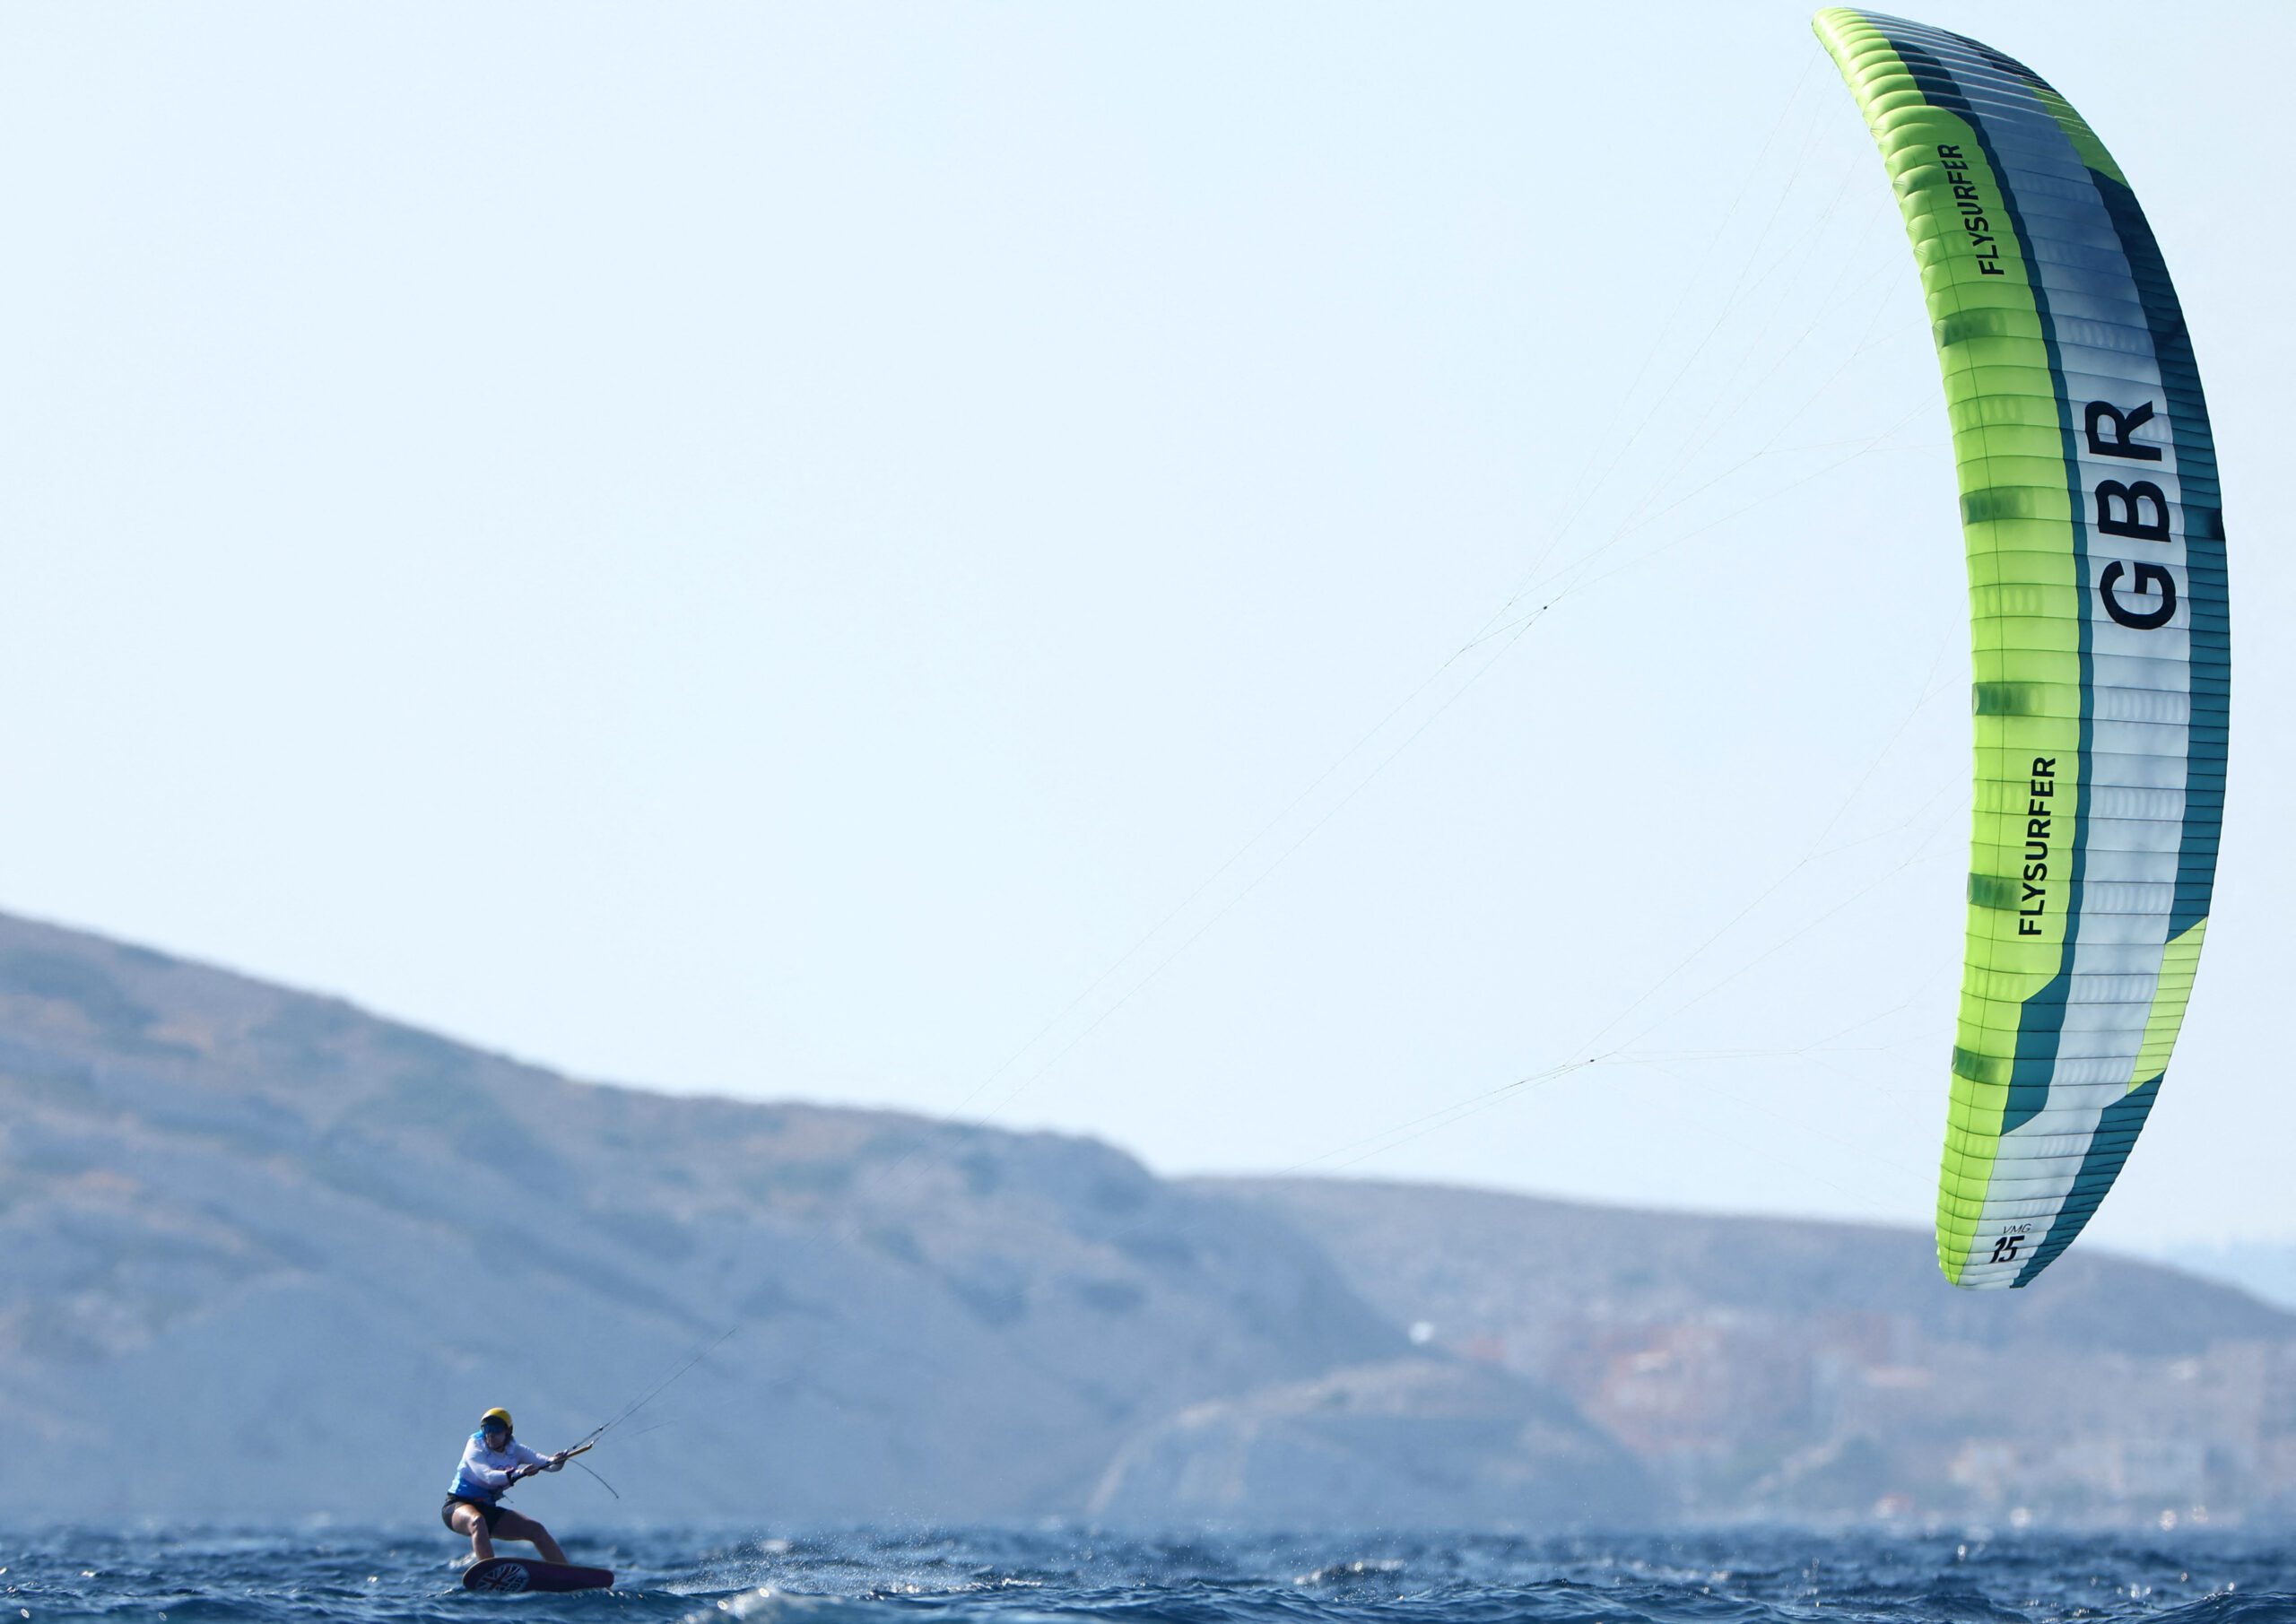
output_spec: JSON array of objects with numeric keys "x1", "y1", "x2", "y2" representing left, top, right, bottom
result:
[
  {"x1": 1213, "y1": 1177, "x2": 2296, "y2": 1524},
  {"x1": 0, "y1": 910, "x2": 1639, "y2": 1526},
  {"x1": 1, "y1": 909, "x2": 2290, "y2": 1530}
]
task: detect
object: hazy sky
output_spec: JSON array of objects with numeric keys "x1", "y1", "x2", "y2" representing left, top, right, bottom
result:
[{"x1": 4, "y1": 3, "x2": 2289, "y2": 1249}]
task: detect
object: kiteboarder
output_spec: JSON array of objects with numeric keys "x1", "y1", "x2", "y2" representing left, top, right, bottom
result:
[{"x1": 442, "y1": 1408, "x2": 575, "y2": 1564}]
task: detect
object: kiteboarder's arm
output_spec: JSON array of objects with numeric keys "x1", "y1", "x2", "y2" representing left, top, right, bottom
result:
[
  {"x1": 460, "y1": 1436, "x2": 518, "y2": 1490},
  {"x1": 505, "y1": 1441, "x2": 562, "y2": 1479}
]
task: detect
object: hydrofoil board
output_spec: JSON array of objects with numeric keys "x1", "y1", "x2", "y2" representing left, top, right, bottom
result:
[{"x1": 463, "y1": 1557, "x2": 614, "y2": 1593}]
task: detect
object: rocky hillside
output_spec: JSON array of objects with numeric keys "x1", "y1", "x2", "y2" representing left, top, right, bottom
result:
[
  {"x1": 1213, "y1": 1177, "x2": 2296, "y2": 1525},
  {"x1": 1087, "y1": 1356, "x2": 1649, "y2": 1528},
  {"x1": 4, "y1": 908, "x2": 2291, "y2": 1531},
  {"x1": 0, "y1": 912, "x2": 1641, "y2": 1528}
]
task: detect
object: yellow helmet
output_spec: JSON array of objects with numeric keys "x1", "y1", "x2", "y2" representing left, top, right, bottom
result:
[{"x1": 478, "y1": 1407, "x2": 513, "y2": 1436}]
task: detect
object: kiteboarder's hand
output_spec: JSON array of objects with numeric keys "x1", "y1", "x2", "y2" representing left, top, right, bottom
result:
[{"x1": 548, "y1": 1451, "x2": 570, "y2": 1471}]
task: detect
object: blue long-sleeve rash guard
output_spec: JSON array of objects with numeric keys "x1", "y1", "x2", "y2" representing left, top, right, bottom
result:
[{"x1": 449, "y1": 1431, "x2": 552, "y2": 1505}]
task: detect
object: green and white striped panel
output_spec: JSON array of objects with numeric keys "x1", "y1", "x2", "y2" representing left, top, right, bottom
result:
[{"x1": 1813, "y1": 11, "x2": 2229, "y2": 1288}]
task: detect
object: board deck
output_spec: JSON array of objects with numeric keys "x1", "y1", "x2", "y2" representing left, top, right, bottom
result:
[{"x1": 462, "y1": 1557, "x2": 614, "y2": 1593}]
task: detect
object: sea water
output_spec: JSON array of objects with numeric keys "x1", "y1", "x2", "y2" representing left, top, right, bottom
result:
[{"x1": 1, "y1": 1526, "x2": 2289, "y2": 1623}]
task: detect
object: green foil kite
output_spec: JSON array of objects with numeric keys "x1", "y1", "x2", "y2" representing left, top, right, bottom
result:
[{"x1": 1813, "y1": 12, "x2": 2228, "y2": 1287}]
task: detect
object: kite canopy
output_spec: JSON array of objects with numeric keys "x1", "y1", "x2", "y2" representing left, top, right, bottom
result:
[{"x1": 1813, "y1": 11, "x2": 2228, "y2": 1287}]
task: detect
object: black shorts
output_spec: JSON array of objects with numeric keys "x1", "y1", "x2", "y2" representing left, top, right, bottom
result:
[{"x1": 443, "y1": 1497, "x2": 506, "y2": 1533}]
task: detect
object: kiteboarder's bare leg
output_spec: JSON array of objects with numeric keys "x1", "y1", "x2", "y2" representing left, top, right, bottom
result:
[
  {"x1": 491, "y1": 1508, "x2": 570, "y2": 1566},
  {"x1": 446, "y1": 1501, "x2": 497, "y2": 1562}
]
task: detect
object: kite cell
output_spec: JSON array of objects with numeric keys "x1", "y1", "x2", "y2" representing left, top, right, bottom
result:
[{"x1": 1813, "y1": 11, "x2": 2228, "y2": 1286}]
